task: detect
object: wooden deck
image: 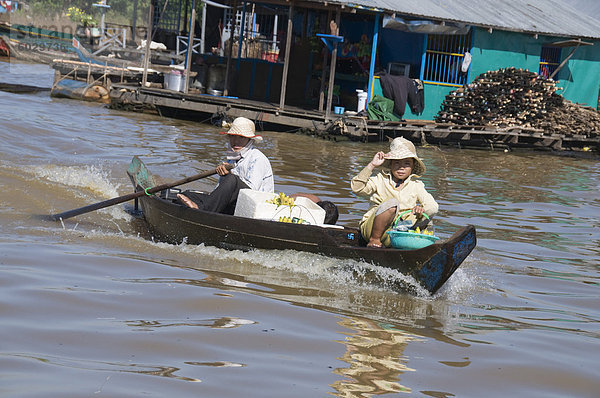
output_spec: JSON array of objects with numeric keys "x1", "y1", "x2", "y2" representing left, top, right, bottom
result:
[
  {"x1": 350, "y1": 120, "x2": 600, "y2": 152},
  {"x1": 109, "y1": 83, "x2": 600, "y2": 153},
  {"x1": 110, "y1": 83, "x2": 332, "y2": 130}
]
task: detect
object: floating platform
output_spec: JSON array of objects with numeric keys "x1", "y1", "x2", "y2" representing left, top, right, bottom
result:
[
  {"x1": 109, "y1": 83, "x2": 334, "y2": 131},
  {"x1": 108, "y1": 83, "x2": 600, "y2": 153}
]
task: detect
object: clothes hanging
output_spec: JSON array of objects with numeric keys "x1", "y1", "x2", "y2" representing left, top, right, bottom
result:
[{"x1": 379, "y1": 73, "x2": 425, "y2": 118}]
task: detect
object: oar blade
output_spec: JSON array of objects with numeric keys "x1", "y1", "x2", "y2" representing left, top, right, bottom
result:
[{"x1": 127, "y1": 155, "x2": 156, "y2": 189}]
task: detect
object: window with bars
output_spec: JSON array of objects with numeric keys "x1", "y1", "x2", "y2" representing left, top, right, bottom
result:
[
  {"x1": 422, "y1": 31, "x2": 472, "y2": 85},
  {"x1": 222, "y1": 8, "x2": 256, "y2": 40},
  {"x1": 539, "y1": 46, "x2": 561, "y2": 79},
  {"x1": 221, "y1": 5, "x2": 288, "y2": 60}
]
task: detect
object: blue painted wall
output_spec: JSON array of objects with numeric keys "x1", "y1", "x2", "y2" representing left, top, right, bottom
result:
[
  {"x1": 555, "y1": 44, "x2": 600, "y2": 108},
  {"x1": 471, "y1": 28, "x2": 600, "y2": 108},
  {"x1": 373, "y1": 26, "x2": 600, "y2": 120}
]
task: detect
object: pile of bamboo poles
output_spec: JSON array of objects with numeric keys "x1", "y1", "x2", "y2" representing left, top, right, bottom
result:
[{"x1": 435, "y1": 67, "x2": 600, "y2": 137}]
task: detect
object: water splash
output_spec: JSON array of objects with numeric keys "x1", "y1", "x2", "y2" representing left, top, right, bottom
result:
[
  {"x1": 148, "y1": 237, "x2": 434, "y2": 296},
  {"x1": 32, "y1": 164, "x2": 120, "y2": 198}
]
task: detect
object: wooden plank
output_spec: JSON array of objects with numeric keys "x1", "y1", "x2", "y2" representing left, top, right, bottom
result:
[
  {"x1": 325, "y1": 10, "x2": 341, "y2": 122},
  {"x1": 183, "y1": 8, "x2": 196, "y2": 93},
  {"x1": 141, "y1": 4, "x2": 153, "y2": 86},
  {"x1": 279, "y1": 2, "x2": 294, "y2": 110}
]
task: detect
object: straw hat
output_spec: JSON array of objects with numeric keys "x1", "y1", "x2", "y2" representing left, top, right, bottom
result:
[
  {"x1": 382, "y1": 137, "x2": 426, "y2": 175},
  {"x1": 220, "y1": 117, "x2": 263, "y2": 142}
]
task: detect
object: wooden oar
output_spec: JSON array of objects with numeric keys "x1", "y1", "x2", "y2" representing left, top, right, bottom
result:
[{"x1": 48, "y1": 164, "x2": 231, "y2": 221}]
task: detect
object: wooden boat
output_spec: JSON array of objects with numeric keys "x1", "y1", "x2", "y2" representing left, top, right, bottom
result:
[
  {"x1": 0, "y1": 82, "x2": 50, "y2": 94},
  {"x1": 0, "y1": 20, "x2": 80, "y2": 64},
  {"x1": 50, "y1": 78, "x2": 110, "y2": 103},
  {"x1": 128, "y1": 157, "x2": 476, "y2": 294}
]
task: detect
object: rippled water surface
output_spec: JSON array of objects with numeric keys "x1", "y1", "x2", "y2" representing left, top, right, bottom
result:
[{"x1": 1, "y1": 61, "x2": 599, "y2": 397}]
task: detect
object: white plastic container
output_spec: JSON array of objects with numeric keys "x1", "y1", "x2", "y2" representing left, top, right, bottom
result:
[
  {"x1": 356, "y1": 89, "x2": 368, "y2": 111},
  {"x1": 234, "y1": 189, "x2": 325, "y2": 225},
  {"x1": 164, "y1": 70, "x2": 184, "y2": 92}
]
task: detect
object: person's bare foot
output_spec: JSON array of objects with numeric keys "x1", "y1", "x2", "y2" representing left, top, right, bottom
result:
[
  {"x1": 367, "y1": 238, "x2": 383, "y2": 248},
  {"x1": 177, "y1": 194, "x2": 198, "y2": 209}
]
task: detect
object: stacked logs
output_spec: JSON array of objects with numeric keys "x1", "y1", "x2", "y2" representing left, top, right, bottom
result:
[{"x1": 435, "y1": 67, "x2": 600, "y2": 137}]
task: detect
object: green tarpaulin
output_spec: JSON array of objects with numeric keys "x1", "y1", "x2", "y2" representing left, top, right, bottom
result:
[{"x1": 367, "y1": 95, "x2": 402, "y2": 121}]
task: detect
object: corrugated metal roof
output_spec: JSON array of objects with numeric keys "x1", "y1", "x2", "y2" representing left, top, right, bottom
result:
[
  {"x1": 309, "y1": 0, "x2": 600, "y2": 39},
  {"x1": 569, "y1": 0, "x2": 600, "y2": 21}
]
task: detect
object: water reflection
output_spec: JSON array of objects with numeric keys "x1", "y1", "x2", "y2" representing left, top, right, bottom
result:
[
  {"x1": 126, "y1": 317, "x2": 256, "y2": 331},
  {"x1": 9, "y1": 352, "x2": 202, "y2": 383},
  {"x1": 332, "y1": 317, "x2": 418, "y2": 396}
]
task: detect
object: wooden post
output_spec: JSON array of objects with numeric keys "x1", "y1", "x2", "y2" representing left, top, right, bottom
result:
[
  {"x1": 184, "y1": 7, "x2": 196, "y2": 93},
  {"x1": 224, "y1": 0, "x2": 238, "y2": 96},
  {"x1": 142, "y1": 3, "x2": 154, "y2": 87},
  {"x1": 236, "y1": 2, "x2": 247, "y2": 72},
  {"x1": 319, "y1": 10, "x2": 332, "y2": 112},
  {"x1": 325, "y1": 9, "x2": 341, "y2": 122},
  {"x1": 279, "y1": 1, "x2": 294, "y2": 110},
  {"x1": 132, "y1": 0, "x2": 138, "y2": 41},
  {"x1": 183, "y1": 0, "x2": 189, "y2": 35},
  {"x1": 366, "y1": 13, "x2": 380, "y2": 108},
  {"x1": 273, "y1": 14, "x2": 278, "y2": 50},
  {"x1": 201, "y1": 0, "x2": 206, "y2": 54}
]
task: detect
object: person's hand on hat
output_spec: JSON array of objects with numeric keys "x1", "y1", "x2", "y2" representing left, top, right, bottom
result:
[
  {"x1": 368, "y1": 151, "x2": 386, "y2": 169},
  {"x1": 216, "y1": 163, "x2": 231, "y2": 176}
]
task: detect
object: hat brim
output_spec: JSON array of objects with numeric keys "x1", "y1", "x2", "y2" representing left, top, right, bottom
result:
[{"x1": 219, "y1": 131, "x2": 263, "y2": 142}]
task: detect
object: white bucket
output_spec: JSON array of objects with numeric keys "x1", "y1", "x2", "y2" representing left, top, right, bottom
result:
[
  {"x1": 164, "y1": 71, "x2": 184, "y2": 92},
  {"x1": 356, "y1": 89, "x2": 368, "y2": 111}
]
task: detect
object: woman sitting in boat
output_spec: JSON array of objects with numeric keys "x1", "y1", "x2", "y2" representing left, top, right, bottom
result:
[
  {"x1": 351, "y1": 137, "x2": 438, "y2": 248},
  {"x1": 177, "y1": 117, "x2": 274, "y2": 214}
]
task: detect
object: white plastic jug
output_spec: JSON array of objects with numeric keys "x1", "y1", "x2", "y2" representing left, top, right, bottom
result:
[{"x1": 356, "y1": 89, "x2": 368, "y2": 111}]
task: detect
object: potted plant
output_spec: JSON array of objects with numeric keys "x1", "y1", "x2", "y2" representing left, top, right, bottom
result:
[{"x1": 67, "y1": 6, "x2": 99, "y2": 37}]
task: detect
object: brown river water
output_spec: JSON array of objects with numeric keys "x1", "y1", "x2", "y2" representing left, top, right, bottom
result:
[{"x1": 1, "y1": 61, "x2": 599, "y2": 397}]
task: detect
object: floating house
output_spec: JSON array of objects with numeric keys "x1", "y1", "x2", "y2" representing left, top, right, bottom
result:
[{"x1": 109, "y1": 0, "x2": 600, "y2": 150}]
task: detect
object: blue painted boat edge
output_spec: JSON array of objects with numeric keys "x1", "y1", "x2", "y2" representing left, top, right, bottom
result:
[{"x1": 417, "y1": 226, "x2": 477, "y2": 293}]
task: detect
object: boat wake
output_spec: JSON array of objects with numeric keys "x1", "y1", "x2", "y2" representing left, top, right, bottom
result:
[
  {"x1": 31, "y1": 163, "x2": 122, "y2": 198},
  {"x1": 22, "y1": 162, "x2": 134, "y2": 222},
  {"x1": 143, "y1": 234, "x2": 430, "y2": 295}
]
